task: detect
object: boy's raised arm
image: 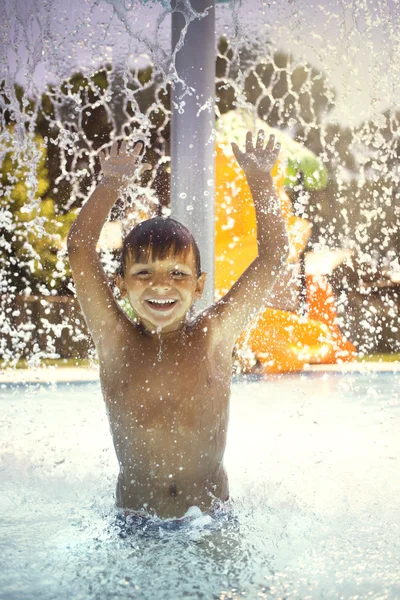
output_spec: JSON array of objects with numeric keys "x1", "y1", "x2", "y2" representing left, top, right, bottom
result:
[
  {"x1": 211, "y1": 130, "x2": 289, "y2": 344},
  {"x1": 67, "y1": 140, "x2": 146, "y2": 349}
]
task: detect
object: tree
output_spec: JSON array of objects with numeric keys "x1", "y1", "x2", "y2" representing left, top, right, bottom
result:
[{"x1": 0, "y1": 128, "x2": 75, "y2": 295}]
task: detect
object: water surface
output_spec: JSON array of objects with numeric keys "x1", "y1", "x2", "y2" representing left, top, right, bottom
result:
[{"x1": 1, "y1": 372, "x2": 399, "y2": 599}]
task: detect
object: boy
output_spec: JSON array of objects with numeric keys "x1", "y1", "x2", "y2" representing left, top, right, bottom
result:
[{"x1": 67, "y1": 131, "x2": 288, "y2": 519}]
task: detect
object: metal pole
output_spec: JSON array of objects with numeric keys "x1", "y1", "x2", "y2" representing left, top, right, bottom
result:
[{"x1": 171, "y1": 0, "x2": 215, "y2": 310}]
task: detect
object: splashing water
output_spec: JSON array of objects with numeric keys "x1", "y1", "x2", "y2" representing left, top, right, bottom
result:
[
  {"x1": 0, "y1": 0, "x2": 399, "y2": 363},
  {"x1": 156, "y1": 326, "x2": 163, "y2": 361},
  {"x1": 1, "y1": 3, "x2": 400, "y2": 598},
  {"x1": 1, "y1": 372, "x2": 400, "y2": 598}
]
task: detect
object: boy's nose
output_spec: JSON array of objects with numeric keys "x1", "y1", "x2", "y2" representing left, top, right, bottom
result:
[
  {"x1": 151, "y1": 282, "x2": 171, "y2": 291},
  {"x1": 150, "y1": 274, "x2": 171, "y2": 290}
]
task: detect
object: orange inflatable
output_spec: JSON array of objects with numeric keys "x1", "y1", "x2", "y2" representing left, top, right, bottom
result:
[
  {"x1": 306, "y1": 274, "x2": 356, "y2": 363},
  {"x1": 214, "y1": 141, "x2": 355, "y2": 373}
]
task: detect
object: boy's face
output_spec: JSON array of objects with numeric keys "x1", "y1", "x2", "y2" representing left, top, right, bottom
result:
[{"x1": 118, "y1": 248, "x2": 206, "y2": 333}]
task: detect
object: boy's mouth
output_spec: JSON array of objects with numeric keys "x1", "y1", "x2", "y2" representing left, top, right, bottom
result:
[{"x1": 145, "y1": 298, "x2": 178, "y2": 312}]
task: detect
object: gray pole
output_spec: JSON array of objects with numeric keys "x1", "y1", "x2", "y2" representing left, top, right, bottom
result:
[{"x1": 171, "y1": 0, "x2": 215, "y2": 310}]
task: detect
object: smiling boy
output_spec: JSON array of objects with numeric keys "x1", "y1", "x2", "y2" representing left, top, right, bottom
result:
[
  {"x1": 67, "y1": 132, "x2": 288, "y2": 519},
  {"x1": 116, "y1": 217, "x2": 205, "y2": 334}
]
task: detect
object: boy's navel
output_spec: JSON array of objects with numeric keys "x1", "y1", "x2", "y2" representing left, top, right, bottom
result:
[{"x1": 169, "y1": 481, "x2": 177, "y2": 497}]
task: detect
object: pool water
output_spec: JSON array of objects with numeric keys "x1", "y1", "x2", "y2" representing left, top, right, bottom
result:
[{"x1": 1, "y1": 371, "x2": 400, "y2": 599}]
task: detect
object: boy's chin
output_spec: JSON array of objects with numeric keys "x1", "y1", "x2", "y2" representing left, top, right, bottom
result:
[
  {"x1": 134, "y1": 308, "x2": 175, "y2": 326},
  {"x1": 132, "y1": 300, "x2": 194, "y2": 332},
  {"x1": 140, "y1": 310, "x2": 190, "y2": 333}
]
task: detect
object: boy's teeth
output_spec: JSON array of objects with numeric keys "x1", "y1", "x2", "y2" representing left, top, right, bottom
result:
[{"x1": 148, "y1": 299, "x2": 175, "y2": 305}]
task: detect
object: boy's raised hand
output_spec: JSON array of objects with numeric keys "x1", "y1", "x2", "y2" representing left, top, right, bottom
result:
[
  {"x1": 99, "y1": 140, "x2": 151, "y2": 181},
  {"x1": 231, "y1": 130, "x2": 280, "y2": 176}
]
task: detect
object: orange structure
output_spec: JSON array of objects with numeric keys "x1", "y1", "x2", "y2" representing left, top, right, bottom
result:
[{"x1": 214, "y1": 139, "x2": 355, "y2": 373}]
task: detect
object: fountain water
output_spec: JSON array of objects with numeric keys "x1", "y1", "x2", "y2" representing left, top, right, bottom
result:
[
  {"x1": 1, "y1": 0, "x2": 399, "y2": 365},
  {"x1": 1, "y1": 2, "x2": 400, "y2": 597}
]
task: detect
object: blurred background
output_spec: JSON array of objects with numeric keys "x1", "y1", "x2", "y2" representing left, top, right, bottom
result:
[{"x1": 0, "y1": 0, "x2": 399, "y2": 369}]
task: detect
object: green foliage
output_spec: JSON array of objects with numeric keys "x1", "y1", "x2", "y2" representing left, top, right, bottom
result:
[
  {"x1": 0, "y1": 129, "x2": 76, "y2": 294},
  {"x1": 285, "y1": 156, "x2": 328, "y2": 191},
  {"x1": 118, "y1": 298, "x2": 137, "y2": 321}
]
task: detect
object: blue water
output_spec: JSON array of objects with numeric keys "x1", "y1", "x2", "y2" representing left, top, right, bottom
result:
[{"x1": 1, "y1": 371, "x2": 400, "y2": 599}]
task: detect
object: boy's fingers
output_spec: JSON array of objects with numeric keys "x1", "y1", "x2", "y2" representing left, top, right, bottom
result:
[
  {"x1": 267, "y1": 134, "x2": 275, "y2": 150},
  {"x1": 256, "y1": 129, "x2": 264, "y2": 149},
  {"x1": 246, "y1": 131, "x2": 253, "y2": 153},
  {"x1": 231, "y1": 142, "x2": 242, "y2": 161},
  {"x1": 133, "y1": 140, "x2": 144, "y2": 157},
  {"x1": 119, "y1": 141, "x2": 127, "y2": 155}
]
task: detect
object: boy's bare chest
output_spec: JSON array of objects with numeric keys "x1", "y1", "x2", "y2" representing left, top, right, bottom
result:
[{"x1": 100, "y1": 330, "x2": 232, "y2": 424}]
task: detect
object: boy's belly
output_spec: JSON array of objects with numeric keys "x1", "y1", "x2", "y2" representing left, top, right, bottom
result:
[
  {"x1": 113, "y1": 425, "x2": 229, "y2": 518},
  {"x1": 116, "y1": 464, "x2": 229, "y2": 518}
]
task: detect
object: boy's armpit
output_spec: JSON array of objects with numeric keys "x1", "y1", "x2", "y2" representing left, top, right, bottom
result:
[{"x1": 68, "y1": 245, "x2": 127, "y2": 349}]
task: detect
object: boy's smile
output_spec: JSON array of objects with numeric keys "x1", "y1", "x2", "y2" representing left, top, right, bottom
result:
[
  {"x1": 145, "y1": 298, "x2": 177, "y2": 311},
  {"x1": 118, "y1": 249, "x2": 206, "y2": 334}
]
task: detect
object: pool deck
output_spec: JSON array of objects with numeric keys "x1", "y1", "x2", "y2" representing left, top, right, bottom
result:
[{"x1": 0, "y1": 361, "x2": 399, "y2": 383}]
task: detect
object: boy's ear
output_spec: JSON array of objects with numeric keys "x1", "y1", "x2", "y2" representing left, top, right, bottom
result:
[
  {"x1": 195, "y1": 272, "x2": 207, "y2": 299},
  {"x1": 115, "y1": 274, "x2": 128, "y2": 298}
]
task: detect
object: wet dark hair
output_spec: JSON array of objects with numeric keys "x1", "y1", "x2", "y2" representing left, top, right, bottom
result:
[{"x1": 118, "y1": 217, "x2": 201, "y2": 278}]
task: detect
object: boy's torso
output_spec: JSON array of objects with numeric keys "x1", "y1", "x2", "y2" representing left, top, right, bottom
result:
[{"x1": 98, "y1": 314, "x2": 232, "y2": 518}]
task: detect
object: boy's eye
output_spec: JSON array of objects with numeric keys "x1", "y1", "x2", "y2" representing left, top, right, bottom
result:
[
  {"x1": 171, "y1": 270, "x2": 187, "y2": 278},
  {"x1": 136, "y1": 270, "x2": 151, "y2": 276}
]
